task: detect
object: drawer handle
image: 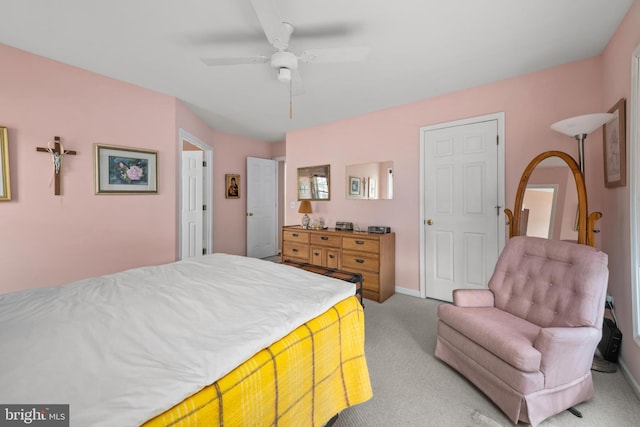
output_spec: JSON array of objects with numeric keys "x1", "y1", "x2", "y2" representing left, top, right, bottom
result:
[
  {"x1": 329, "y1": 254, "x2": 335, "y2": 259},
  {"x1": 355, "y1": 240, "x2": 365, "y2": 245},
  {"x1": 355, "y1": 259, "x2": 365, "y2": 264},
  {"x1": 321, "y1": 236, "x2": 329, "y2": 240},
  {"x1": 292, "y1": 248, "x2": 299, "y2": 253},
  {"x1": 292, "y1": 233, "x2": 299, "y2": 237},
  {"x1": 314, "y1": 252, "x2": 320, "y2": 256}
]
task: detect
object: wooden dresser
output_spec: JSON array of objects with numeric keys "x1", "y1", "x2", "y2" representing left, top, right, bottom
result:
[{"x1": 281, "y1": 226, "x2": 395, "y2": 303}]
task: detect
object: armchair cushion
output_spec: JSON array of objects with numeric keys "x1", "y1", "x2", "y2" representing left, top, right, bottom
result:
[{"x1": 438, "y1": 304, "x2": 541, "y2": 372}]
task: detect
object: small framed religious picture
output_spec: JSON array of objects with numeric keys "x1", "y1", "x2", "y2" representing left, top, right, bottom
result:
[
  {"x1": 225, "y1": 174, "x2": 240, "y2": 199},
  {"x1": 603, "y1": 98, "x2": 626, "y2": 188}
]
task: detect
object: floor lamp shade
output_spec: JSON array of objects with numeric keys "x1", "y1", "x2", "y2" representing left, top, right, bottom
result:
[{"x1": 551, "y1": 113, "x2": 613, "y2": 175}]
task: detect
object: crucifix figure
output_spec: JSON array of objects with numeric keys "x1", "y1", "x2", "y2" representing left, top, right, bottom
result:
[{"x1": 36, "y1": 136, "x2": 77, "y2": 195}]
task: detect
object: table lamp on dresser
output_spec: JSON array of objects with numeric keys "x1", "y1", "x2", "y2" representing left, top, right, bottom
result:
[{"x1": 298, "y1": 200, "x2": 312, "y2": 229}]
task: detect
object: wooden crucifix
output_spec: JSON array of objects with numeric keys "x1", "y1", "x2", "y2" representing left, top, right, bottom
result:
[{"x1": 36, "y1": 136, "x2": 77, "y2": 195}]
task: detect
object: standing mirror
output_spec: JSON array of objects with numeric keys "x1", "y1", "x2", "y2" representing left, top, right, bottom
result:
[
  {"x1": 505, "y1": 151, "x2": 601, "y2": 246},
  {"x1": 298, "y1": 164, "x2": 330, "y2": 200}
]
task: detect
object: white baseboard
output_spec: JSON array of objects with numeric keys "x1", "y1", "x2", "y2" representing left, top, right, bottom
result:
[
  {"x1": 395, "y1": 286, "x2": 421, "y2": 298},
  {"x1": 619, "y1": 357, "x2": 640, "y2": 400}
]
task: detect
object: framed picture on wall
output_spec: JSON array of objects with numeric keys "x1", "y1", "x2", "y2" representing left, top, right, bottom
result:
[
  {"x1": 349, "y1": 176, "x2": 360, "y2": 195},
  {"x1": 225, "y1": 174, "x2": 240, "y2": 198},
  {"x1": 94, "y1": 144, "x2": 158, "y2": 194},
  {"x1": 603, "y1": 98, "x2": 626, "y2": 188},
  {"x1": 0, "y1": 126, "x2": 11, "y2": 201}
]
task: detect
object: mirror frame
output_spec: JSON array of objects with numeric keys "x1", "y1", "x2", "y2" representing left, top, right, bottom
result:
[
  {"x1": 505, "y1": 150, "x2": 601, "y2": 246},
  {"x1": 297, "y1": 164, "x2": 330, "y2": 201}
]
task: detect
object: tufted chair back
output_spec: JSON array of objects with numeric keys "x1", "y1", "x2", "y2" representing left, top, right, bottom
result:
[{"x1": 488, "y1": 236, "x2": 609, "y2": 329}]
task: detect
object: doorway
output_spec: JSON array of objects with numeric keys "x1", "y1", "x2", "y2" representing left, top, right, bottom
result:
[
  {"x1": 419, "y1": 113, "x2": 505, "y2": 301},
  {"x1": 178, "y1": 129, "x2": 213, "y2": 260}
]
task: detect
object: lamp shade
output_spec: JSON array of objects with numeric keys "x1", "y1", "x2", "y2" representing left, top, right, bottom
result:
[
  {"x1": 551, "y1": 113, "x2": 613, "y2": 137},
  {"x1": 298, "y1": 200, "x2": 312, "y2": 214}
]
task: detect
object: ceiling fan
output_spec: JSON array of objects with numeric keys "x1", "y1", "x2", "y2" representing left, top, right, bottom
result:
[{"x1": 201, "y1": 0, "x2": 371, "y2": 99}]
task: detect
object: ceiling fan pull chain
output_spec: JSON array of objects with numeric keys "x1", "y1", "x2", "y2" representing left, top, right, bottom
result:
[{"x1": 290, "y1": 79, "x2": 293, "y2": 119}]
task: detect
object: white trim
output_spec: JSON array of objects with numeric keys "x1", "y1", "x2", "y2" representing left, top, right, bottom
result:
[
  {"x1": 630, "y1": 44, "x2": 640, "y2": 348},
  {"x1": 395, "y1": 286, "x2": 422, "y2": 298},
  {"x1": 620, "y1": 357, "x2": 640, "y2": 400},
  {"x1": 418, "y1": 113, "x2": 506, "y2": 299},
  {"x1": 178, "y1": 129, "x2": 214, "y2": 260}
]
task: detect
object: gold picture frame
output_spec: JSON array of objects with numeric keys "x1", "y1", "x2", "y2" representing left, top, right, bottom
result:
[
  {"x1": 225, "y1": 174, "x2": 240, "y2": 199},
  {"x1": 603, "y1": 98, "x2": 626, "y2": 188},
  {"x1": 94, "y1": 144, "x2": 158, "y2": 194},
  {"x1": 0, "y1": 127, "x2": 11, "y2": 201}
]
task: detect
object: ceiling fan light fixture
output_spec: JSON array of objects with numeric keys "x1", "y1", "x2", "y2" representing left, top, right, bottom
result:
[{"x1": 277, "y1": 67, "x2": 292, "y2": 83}]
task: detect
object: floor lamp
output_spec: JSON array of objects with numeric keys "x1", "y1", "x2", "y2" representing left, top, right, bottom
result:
[
  {"x1": 551, "y1": 112, "x2": 615, "y2": 374},
  {"x1": 550, "y1": 113, "x2": 613, "y2": 175}
]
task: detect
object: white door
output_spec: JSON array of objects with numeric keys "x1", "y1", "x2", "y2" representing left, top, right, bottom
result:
[
  {"x1": 422, "y1": 118, "x2": 503, "y2": 301},
  {"x1": 246, "y1": 157, "x2": 278, "y2": 258},
  {"x1": 181, "y1": 150, "x2": 203, "y2": 259}
]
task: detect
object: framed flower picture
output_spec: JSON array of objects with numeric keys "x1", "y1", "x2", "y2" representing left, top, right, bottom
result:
[
  {"x1": 603, "y1": 98, "x2": 626, "y2": 188},
  {"x1": 94, "y1": 144, "x2": 158, "y2": 194}
]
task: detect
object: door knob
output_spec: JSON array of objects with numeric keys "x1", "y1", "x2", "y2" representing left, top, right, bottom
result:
[
  {"x1": 247, "y1": 212, "x2": 254, "y2": 216},
  {"x1": 427, "y1": 219, "x2": 433, "y2": 226}
]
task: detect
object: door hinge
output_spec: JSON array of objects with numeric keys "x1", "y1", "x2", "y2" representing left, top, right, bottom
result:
[
  {"x1": 202, "y1": 160, "x2": 207, "y2": 167},
  {"x1": 495, "y1": 205, "x2": 502, "y2": 216},
  {"x1": 203, "y1": 204, "x2": 207, "y2": 211},
  {"x1": 496, "y1": 135, "x2": 499, "y2": 145}
]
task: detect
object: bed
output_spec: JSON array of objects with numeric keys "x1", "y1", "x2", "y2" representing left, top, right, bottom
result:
[{"x1": 0, "y1": 253, "x2": 372, "y2": 426}]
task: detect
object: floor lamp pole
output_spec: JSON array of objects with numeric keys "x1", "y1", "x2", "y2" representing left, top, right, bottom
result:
[{"x1": 575, "y1": 133, "x2": 586, "y2": 176}]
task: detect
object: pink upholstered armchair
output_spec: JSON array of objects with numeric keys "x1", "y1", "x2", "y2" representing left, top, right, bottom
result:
[{"x1": 435, "y1": 236, "x2": 609, "y2": 426}]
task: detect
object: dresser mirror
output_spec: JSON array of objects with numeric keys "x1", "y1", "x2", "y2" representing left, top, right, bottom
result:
[
  {"x1": 345, "y1": 161, "x2": 394, "y2": 200},
  {"x1": 297, "y1": 164, "x2": 330, "y2": 200},
  {"x1": 505, "y1": 150, "x2": 601, "y2": 246}
]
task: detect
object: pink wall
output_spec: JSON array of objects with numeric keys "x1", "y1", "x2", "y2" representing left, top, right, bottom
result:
[
  {"x1": 0, "y1": 44, "x2": 176, "y2": 293},
  {"x1": 286, "y1": 56, "x2": 603, "y2": 295},
  {"x1": 600, "y1": 0, "x2": 640, "y2": 391},
  {"x1": 1, "y1": 44, "x2": 274, "y2": 293}
]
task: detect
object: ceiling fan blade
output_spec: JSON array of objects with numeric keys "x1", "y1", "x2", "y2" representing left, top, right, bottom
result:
[
  {"x1": 299, "y1": 46, "x2": 371, "y2": 64},
  {"x1": 250, "y1": 0, "x2": 293, "y2": 50},
  {"x1": 201, "y1": 56, "x2": 268, "y2": 66}
]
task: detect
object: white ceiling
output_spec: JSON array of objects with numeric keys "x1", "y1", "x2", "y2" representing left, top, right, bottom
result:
[{"x1": 0, "y1": 0, "x2": 634, "y2": 142}]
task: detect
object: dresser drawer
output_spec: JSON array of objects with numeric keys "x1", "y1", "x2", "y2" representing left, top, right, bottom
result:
[
  {"x1": 283, "y1": 242, "x2": 309, "y2": 260},
  {"x1": 342, "y1": 250, "x2": 379, "y2": 273},
  {"x1": 310, "y1": 233, "x2": 341, "y2": 247},
  {"x1": 283, "y1": 230, "x2": 309, "y2": 244},
  {"x1": 359, "y1": 270, "x2": 380, "y2": 292},
  {"x1": 342, "y1": 236, "x2": 379, "y2": 253}
]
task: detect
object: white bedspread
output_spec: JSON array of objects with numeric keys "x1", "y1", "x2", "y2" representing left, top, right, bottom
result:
[{"x1": 0, "y1": 254, "x2": 354, "y2": 426}]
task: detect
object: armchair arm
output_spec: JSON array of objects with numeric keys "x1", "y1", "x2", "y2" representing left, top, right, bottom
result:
[
  {"x1": 452, "y1": 289, "x2": 495, "y2": 307},
  {"x1": 534, "y1": 326, "x2": 601, "y2": 388}
]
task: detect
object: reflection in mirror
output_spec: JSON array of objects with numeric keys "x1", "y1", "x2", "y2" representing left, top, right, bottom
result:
[
  {"x1": 345, "y1": 161, "x2": 393, "y2": 200},
  {"x1": 523, "y1": 186, "x2": 557, "y2": 239},
  {"x1": 524, "y1": 157, "x2": 578, "y2": 241},
  {"x1": 298, "y1": 164, "x2": 330, "y2": 201}
]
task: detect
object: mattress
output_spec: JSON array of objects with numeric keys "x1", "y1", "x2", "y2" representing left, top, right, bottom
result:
[{"x1": 0, "y1": 253, "x2": 370, "y2": 426}]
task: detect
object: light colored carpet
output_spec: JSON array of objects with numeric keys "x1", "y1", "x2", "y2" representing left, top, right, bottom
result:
[{"x1": 335, "y1": 294, "x2": 640, "y2": 427}]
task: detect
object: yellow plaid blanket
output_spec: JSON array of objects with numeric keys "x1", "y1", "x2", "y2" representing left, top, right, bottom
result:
[{"x1": 143, "y1": 296, "x2": 372, "y2": 426}]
